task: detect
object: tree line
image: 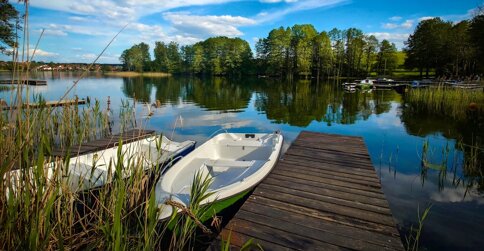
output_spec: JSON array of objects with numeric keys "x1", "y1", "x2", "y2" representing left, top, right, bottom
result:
[
  {"x1": 405, "y1": 11, "x2": 484, "y2": 78},
  {"x1": 120, "y1": 25, "x2": 398, "y2": 78}
]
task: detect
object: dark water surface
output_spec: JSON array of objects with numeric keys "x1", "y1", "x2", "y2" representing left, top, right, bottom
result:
[{"x1": 1, "y1": 72, "x2": 483, "y2": 250}]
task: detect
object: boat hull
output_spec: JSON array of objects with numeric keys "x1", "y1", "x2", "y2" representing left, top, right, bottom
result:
[{"x1": 156, "y1": 132, "x2": 284, "y2": 221}]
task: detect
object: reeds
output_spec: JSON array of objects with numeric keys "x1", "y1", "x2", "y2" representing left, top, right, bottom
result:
[
  {"x1": 405, "y1": 204, "x2": 432, "y2": 251},
  {"x1": 405, "y1": 87, "x2": 484, "y2": 121},
  {"x1": 0, "y1": 2, "x2": 221, "y2": 250}
]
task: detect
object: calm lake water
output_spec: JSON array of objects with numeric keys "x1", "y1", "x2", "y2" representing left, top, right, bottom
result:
[{"x1": 1, "y1": 72, "x2": 483, "y2": 250}]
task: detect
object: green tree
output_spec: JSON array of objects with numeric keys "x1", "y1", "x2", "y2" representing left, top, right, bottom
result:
[
  {"x1": 328, "y1": 28, "x2": 345, "y2": 78},
  {"x1": 0, "y1": 0, "x2": 20, "y2": 55},
  {"x1": 291, "y1": 24, "x2": 317, "y2": 78},
  {"x1": 344, "y1": 28, "x2": 365, "y2": 77},
  {"x1": 120, "y1": 42, "x2": 151, "y2": 72},
  {"x1": 447, "y1": 21, "x2": 475, "y2": 76},
  {"x1": 470, "y1": 12, "x2": 484, "y2": 73},
  {"x1": 266, "y1": 27, "x2": 292, "y2": 76},
  {"x1": 405, "y1": 18, "x2": 452, "y2": 77},
  {"x1": 312, "y1": 31, "x2": 333, "y2": 79},
  {"x1": 375, "y1": 40, "x2": 398, "y2": 75},
  {"x1": 363, "y1": 35, "x2": 378, "y2": 76},
  {"x1": 153, "y1": 41, "x2": 169, "y2": 72}
]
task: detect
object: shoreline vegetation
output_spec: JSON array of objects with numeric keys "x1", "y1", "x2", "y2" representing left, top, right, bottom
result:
[
  {"x1": 0, "y1": 2, "x2": 227, "y2": 250},
  {"x1": 115, "y1": 10, "x2": 484, "y2": 80},
  {"x1": 103, "y1": 71, "x2": 171, "y2": 77},
  {"x1": 0, "y1": 1, "x2": 483, "y2": 250}
]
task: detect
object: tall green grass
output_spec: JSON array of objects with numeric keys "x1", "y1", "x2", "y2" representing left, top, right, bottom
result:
[
  {"x1": 0, "y1": 2, "x2": 225, "y2": 250},
  {"x1": 405, "y1": 87, "x2": 484, "y2": 121}
]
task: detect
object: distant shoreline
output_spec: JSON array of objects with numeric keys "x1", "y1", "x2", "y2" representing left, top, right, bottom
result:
[{"x1": 103, "y1": 71, "x2": 171, "y2": 77}]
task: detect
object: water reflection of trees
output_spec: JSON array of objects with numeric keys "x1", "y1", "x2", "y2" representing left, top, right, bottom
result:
[
  {"x1": 121, "y1": 77, "x2": 153, "y2": 102},
  {"x1": 401, "y1": 104, "x2": 483, "y2": 193},
  {"x1": 185, "y1": 77, "x2": 252, "y2": 112},
  {"x1": 254, "y1": 79, "x2": 399, "y2": 127}
]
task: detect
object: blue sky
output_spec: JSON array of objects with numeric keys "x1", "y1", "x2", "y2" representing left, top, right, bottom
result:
[{"x1": 1, "y1": 0, "x2": 480, "y2": 64}]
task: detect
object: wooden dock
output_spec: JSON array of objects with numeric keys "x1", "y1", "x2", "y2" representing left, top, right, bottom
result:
[
  {"x1": 51, "y1": 129, "x2": 155, "y2": 157},
  {"x1": 0, "y1": 79, "x2": 47, "y2": 85},
  {"x1": 1, "y1": 99, "x2": 87, "y2": 110},
  {"x1": 211, "y1": 131, "x2": 404, "y2": 251}
]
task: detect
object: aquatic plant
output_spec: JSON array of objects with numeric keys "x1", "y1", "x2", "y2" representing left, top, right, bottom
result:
[
  {"x1": 405, "y1": 87, "x2": 484, "y2": 121},
  {"x1": 405, "y1": 204, "x2": 432, "y2": 251}
]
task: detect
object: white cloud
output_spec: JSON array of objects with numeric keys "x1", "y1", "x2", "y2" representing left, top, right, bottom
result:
[
  {"x1": 41, "y1": 29, "x2": 68, "y2": 36},
  {"x1": 419, "y1": 16, "x2": 434, "y2": 21},
  {"x1": 382, "y1": 19, "x2": 414, "y2": 30},
  {"x1": 383, "y1": 23, "x2": 398, "y2": 29},
  {"x1": 255, "y1": 0, "x2": 347, "y2": 23},
  {"x1": 260, "y1": 0, "x2": 299, "y2": 3},
  {"x1": 163, "y1": 12, "x2": 256, "y2": 38},
  {"x1": 367, "y1": 32, "x2": 410, "y2": 49},
  {"x1": 389, "y1": 16, "x2": 402, "y2": 21},
  {"x1": 68, "y1": 16, "x2": 91, "y2": 22},
  {"x1": 30, "y1": 0, "x2": 241, "y2": 21},
  {"x1": 368, "y1": 32, "x2": 410, "y2": 41},
  {"x1": 29, "y1": 48, "x2": 59, "y2": 57},
  {"x1": 401, "y1": 19, "x2": 414, "y2": 29}
]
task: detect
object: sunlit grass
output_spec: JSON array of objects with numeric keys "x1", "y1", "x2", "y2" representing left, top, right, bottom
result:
[{"x1": 405, "y1": 87, "x2": 484, "y2": 121}]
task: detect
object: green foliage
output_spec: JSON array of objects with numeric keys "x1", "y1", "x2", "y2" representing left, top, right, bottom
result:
[
  {"x1": 375, "y1": 40, "x2": 398, "y2": 75},
  {"x1": 405, "y1": 16, "x2": 482, "y2": 77},
  {"x1": 0, "y1": 0, "x2": 20, "y2": 55},
  {"x1": 405, "y1": 204, "x2": 432, "y2": 251},
  {"x1": 470, "y1": 12, "x2": 484, "y2": 72},
  {"x1": 154, "y1": 41, "x2": 181, "y2": 73},
  {"x1": 119, "y1": 42, "x2": 151, "y2": 72},
  {"x1": 405, "y1": 87, "x2": 484, "y2": 121}
]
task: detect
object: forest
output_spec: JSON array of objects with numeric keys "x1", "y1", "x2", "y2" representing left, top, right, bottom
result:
[{"x1": 119, "y1": 12, "x2": 483, "y2": 78}]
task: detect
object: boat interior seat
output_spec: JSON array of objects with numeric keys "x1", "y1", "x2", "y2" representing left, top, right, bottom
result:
[
  {"x1": 223, "y1": 140, "x2": 264, "y2": 147},
  {"x1": 206, "y1": 160, "x2": 267, "y2": 190},
  {"x1": 171, "y1": 158, "x2": 268, "y2": 194}
]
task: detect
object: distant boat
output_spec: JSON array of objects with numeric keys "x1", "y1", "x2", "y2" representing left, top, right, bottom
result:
[
  {"x1": 156, "y1": 132, "x2": 284, "y2": 220},
  {"x1": 6, "y1": 135, "x2": 196, "y2": 194},
  {"x1": 357, "y1": 79, "x2": 374, "y2": 90}
]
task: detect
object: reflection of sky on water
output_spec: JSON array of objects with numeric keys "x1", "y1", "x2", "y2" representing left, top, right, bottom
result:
[{"x1": 1, "y1": 72, "x2": 482, "y2": 250}]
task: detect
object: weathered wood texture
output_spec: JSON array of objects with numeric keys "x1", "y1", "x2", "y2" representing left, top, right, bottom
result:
[
  {"x1": 0, "y1": 79, "x2": 47, "y2": 85},
  {"x1": 51, "y1": 129, "x2": 155, "y2": 157},
  {"x1": 1, "y1": 99, "x2": 87, "y2": 110},
  {"x1": 210, "y1": 131, "x2": 404, "y2": 251}
]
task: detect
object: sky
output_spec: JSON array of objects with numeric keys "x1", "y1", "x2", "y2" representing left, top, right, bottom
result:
[{"x1": 1, "y1": 0, "x2": 481, "y2": 64}]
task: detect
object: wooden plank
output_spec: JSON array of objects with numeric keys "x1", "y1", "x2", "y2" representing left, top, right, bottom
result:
[
  {"x1": 240, "y1": 201, "x2": 403, "y2": 250},
  {"x1": 223, "y1": 218, "x2": 348, "y2": 251},
  {"x1": 276, "y1": 162, "x2": 382, "y2": 188},
  {"x1": 279, "y1": 159, "x2": 380, "y2": 183},
  {"x1": 2, "y1": 99, "x2": 86, "y2": 110},
  {"x1": 257, "y1": 182, "x2": 391, "y2": 215},
  {"x1": 51, "y1": 129, "x2": 155, "y2": 157},
  {"x1": 215, "y1": 228, "x2": 290, "y2": 251},
  {"x1": 263, "y1": 176, "x2": 389, "y2": 209},
  {"x1": 281, "y1": 157, "x2": 378, "y2": 178},
  {"x1": 285, "y1": 147, "x2": 375, "y2": 168},
  {"x1": 237, "y1": 209, "x2": 399, "y2": 251},
  {"x1": 212, "y1": 131, "x2": 404, "y2": 251},
  {"x1": 271, "y1": 168, "x2": 383, "y2": 194},
  {"x1": 252, "y1": 187, "x2": 396, "y2": 226},
  {"x1": 245, "y1": 196, "x2": 400, "y2": 237},
  {"x1": 291, "y1": 142, "x2": 371, "y2": 158}
]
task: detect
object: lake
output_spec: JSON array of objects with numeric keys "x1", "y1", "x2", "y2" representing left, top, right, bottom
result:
[{"x1": 1, "y1": 72, "x2": 483, "y2": 250}]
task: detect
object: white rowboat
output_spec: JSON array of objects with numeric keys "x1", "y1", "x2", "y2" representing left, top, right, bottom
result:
[
  {"x1": 6, "y1": 135, "x2": 196, "y2": 194},
  {"x1": 156, "y1": 132, "x2": 283, "y2": 220}
]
